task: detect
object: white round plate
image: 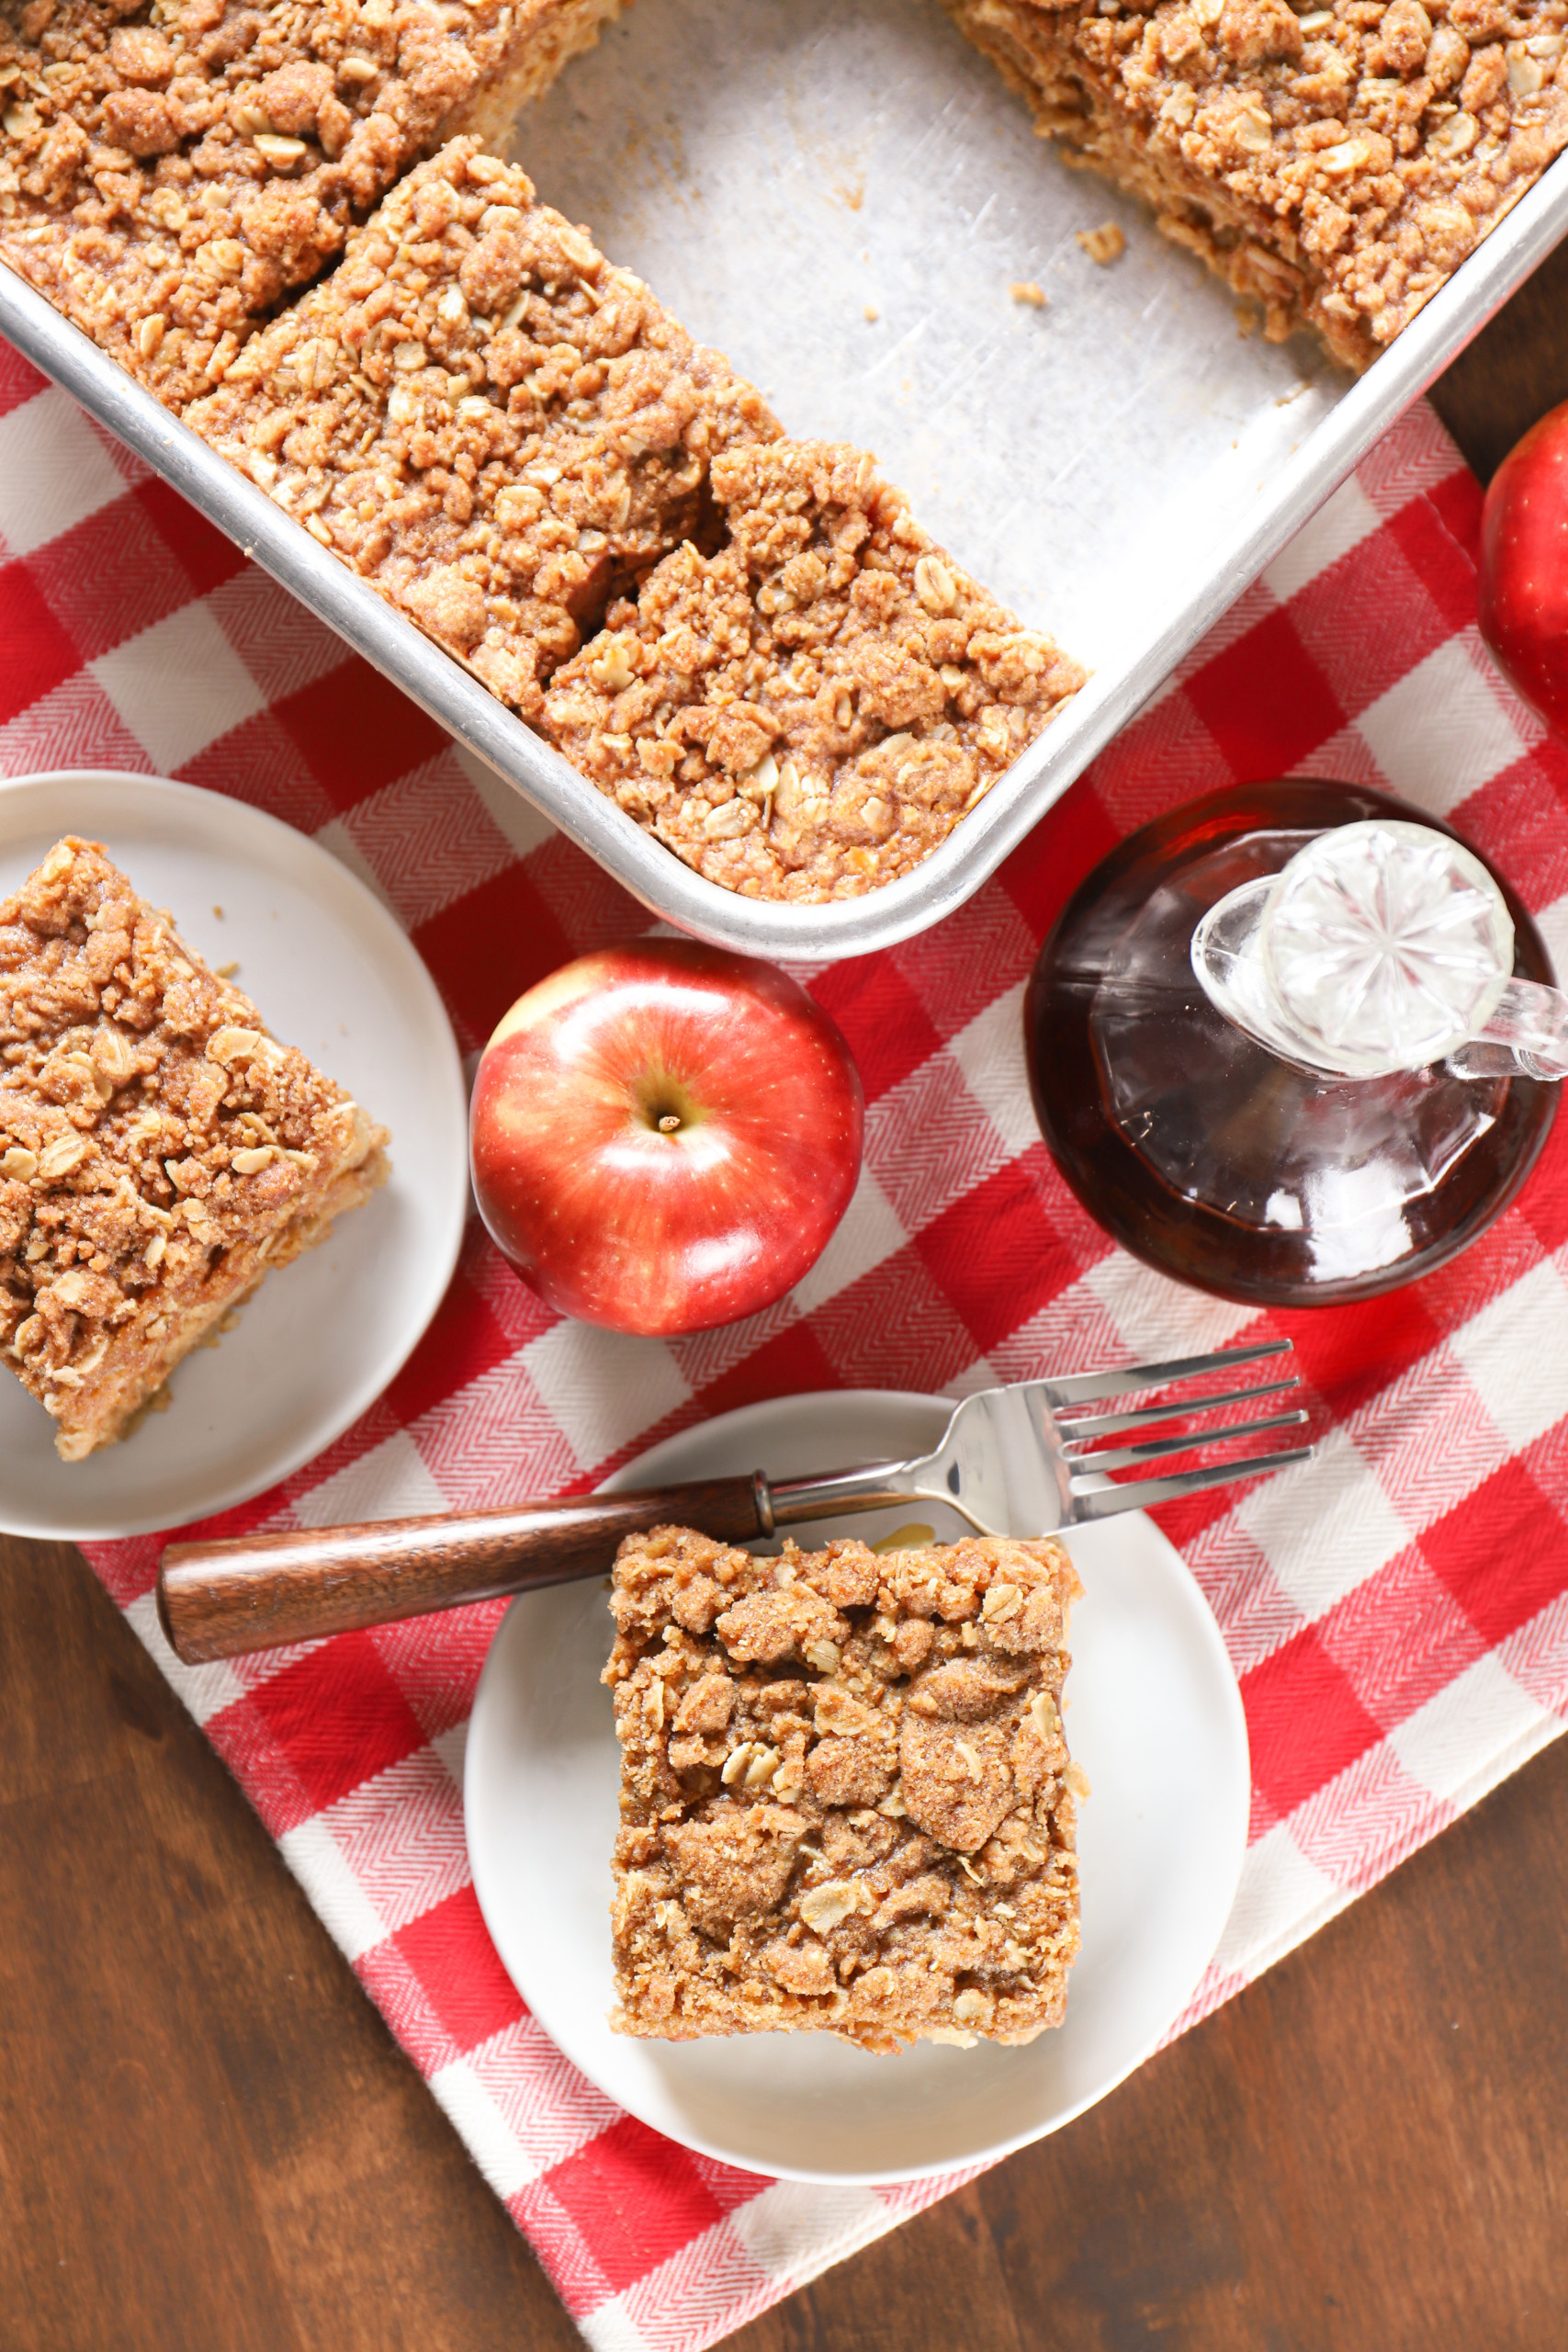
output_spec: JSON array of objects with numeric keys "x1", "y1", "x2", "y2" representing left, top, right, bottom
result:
[
  {"x1": 0, "y1": 770, "x2": 468, "y2": 1540},
  {"x1": 466, "y1": 1387, "x2": 1250, "y2": 2184}
]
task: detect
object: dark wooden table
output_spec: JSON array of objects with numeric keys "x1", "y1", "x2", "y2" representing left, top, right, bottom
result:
[{"x1": 6, "y1": 256, "x2": 1568, "y2": 2352}]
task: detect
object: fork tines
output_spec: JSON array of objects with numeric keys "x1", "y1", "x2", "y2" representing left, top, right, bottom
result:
[
  {"x1": 1046, "y1": 1337, "x2": 1313, "y2": 1517},
  {"x1": 1043, "y1": 1336, "x2": 1296, "y2": 1411},
  {"x1": 1067, "y1": 1444, "x2": 1315, "y2": 1521}
]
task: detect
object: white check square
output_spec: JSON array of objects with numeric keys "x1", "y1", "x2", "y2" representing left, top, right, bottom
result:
[
  {"x1": 125, "y1": 1588, "x2": 247, "y2": 1728},
  {"x1": 1450, "y1": 1257, "x2": 1568, "y2": 1455},
  {"x1": 1387, "y1": 1653, "x2": 1551, "y2": 1806},
  {"x1": 525, "y1": 1317, "x2": 692, "y2": 1471},
  {"x1": 0, "y1": 387, "x2": 126, "y2": 558},
  {"x1": 293, "y1": 1427, "x2": 448, "y2": 1529},
  {"x1": 428, "y1": 2056, "x2": 543, "y2": 2198},
  {"x1": 789, "y1": 1164, "x2": 906, "y2": 1316},
  {"x1": 732, "y1": 2180, "x2": 887, "y2": 2279},
  {"x1": 1212, "y1": 1821, "x2": 1347, "y2": 1982},
  {"x1": 277, "y1": 1815, "x2": 389, "y2": 1962},
  {"x1": 1236, "y1": 1424, "x2": 1411, "y2": 1621},
  {"x1": 1357, "y1": 635, "x2": 1526, "y2": 815},
  {"x1": 1263, "y1": 476, "x2": 1381, "y2": 605},
  {"x1": 1083, "y1": 1251, "x2": 1255, "y2": 1366},
  {"x1": 454, "y1": 740, "x2": 560, "y2": 863},
  {"x1": 945, "y1": 981, "x2": 1039, "y2": 1159},
  {"x1": 90, "y1": 602, "x2": 265, "y2": 773}
]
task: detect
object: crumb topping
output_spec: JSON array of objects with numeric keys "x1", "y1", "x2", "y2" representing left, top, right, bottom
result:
[
  {"x1": 0, "y1": 835, "x2": 389, "y2": 1459},
  {"x1": 543, "y1": 438, "x2": 1087, "y2": 901},
  {"x1": 942, "y1": 0, "x2": 1568, "y2": 364},
  {"x1": 0, "y1": 0, "x2": 622, "y2": 406},
  {"x1": 604, "y1": 1524, "x2": 1084, "y2": 2051},
  {"x1": 185, "y1": 138, "x2": 780, "y2": 713}
]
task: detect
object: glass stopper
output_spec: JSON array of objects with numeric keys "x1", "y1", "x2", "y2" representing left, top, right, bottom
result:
[{"x1": 1258, "y1": 821, "x2": 1515, "y2": 1077}]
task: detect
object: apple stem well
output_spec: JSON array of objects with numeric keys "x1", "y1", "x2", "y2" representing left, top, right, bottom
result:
[{"x1": 632, "y1": 1068, "x2": 704, "y2": 1138}]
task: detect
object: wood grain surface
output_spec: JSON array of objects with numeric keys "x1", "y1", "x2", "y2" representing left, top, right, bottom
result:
[
  {"x1": 5, "y1": 259, "x2": 1568, "y2": 2352},
  {"x1": 1427, "y1": 231, "x2": 1568, "y2": 482}
]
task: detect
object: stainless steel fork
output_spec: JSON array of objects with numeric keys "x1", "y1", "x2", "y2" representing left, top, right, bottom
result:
[
  {"x1": 772, "y1": 1337, "x2": 1312, "y2": 1540},
  {"x1": 158, "y1": 1340, "x2": 1311, "y2": 1663}
]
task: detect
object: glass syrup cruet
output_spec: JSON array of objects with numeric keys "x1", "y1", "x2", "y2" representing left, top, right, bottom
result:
[
  {"x1": 1193, "y1": 820, "x2": 1568, "y2": 1086},
  {"x1": 1023, "y1": 780, "x2": 1562, "y2": 1308}
]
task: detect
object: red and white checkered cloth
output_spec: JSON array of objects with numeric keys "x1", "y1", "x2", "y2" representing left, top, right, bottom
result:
[{"x1": 6, "y1": 329, "x2": 1568, "y2": 2350}]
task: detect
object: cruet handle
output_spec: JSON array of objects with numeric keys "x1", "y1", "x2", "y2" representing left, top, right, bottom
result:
[{"x1": 1446, "y1": 978, "x2": 1568, "y2": 1080}]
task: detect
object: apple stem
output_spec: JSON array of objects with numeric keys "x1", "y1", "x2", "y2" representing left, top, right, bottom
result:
[{"x1": 657, "y1": 1113, "x2": 682, "y2": 1134}]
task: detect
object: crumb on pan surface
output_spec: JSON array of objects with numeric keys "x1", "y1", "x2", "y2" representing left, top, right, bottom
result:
[
  {"x1": 0, "y1": 835, "x2": 389, "y2": 1460},
  {"x1": 604, "y1": 1525, "x2": 1085, "y2": 2051},
  {"x1": 0, "y1": 0, "x2": 624, "y2": 407},
  {"x1": 940, "y1": 0, "x2": 1568, "y2": 368},
  {"x1": 184, "y1": 137, "x2": 780, "y2": 717},
  {"x1": 543, "y1": 439, "x2": 1087, "y2": 902}
]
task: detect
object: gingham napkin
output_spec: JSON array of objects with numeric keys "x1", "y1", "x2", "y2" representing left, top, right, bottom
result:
[{"x1": 5, "y1": 330, "x2": 1567, "y2": 2352}]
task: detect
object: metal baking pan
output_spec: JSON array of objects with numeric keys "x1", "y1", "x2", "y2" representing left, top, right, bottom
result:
[{"x1": 5, "y1": 0, "x2": 1566, "y2": 964}]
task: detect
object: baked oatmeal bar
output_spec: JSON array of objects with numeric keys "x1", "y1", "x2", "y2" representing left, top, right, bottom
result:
[
  {"x1": 942, "y1": 0, "x2": 1568, "y2": 368},
  {"x1": 0, "y1": 836, "x2": 389, "y2": 1459},
  {"x1": 185, "y1": 139, "x2": 780, "y2": 716},
  {"x1": 543, "y1": 439, "x2": 1087, "y2": 900},
  {"x1": 0, "y1": 0, "x2": 623, "y2": 407},
  {"x1": 604, "y1": 1525, "x2": 1085, "y2": 2051}
]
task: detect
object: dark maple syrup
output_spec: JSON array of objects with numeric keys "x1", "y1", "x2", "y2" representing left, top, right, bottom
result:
[{"x1": 1024, "y1": 780, "x2": 1558, "y2": 1306}]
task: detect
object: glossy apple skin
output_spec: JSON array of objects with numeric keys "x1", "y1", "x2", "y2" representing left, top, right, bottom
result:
[
  {"x1": 469, "y1": 938, "x2": 864, "y2": 1336},
  {"x1": 1479, "y1": 400, "x2": 1568, "y2": 740}
]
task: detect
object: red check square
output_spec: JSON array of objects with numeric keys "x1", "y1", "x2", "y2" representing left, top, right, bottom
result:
[
  {"x1": 542, "y1": 2118, "x2": 728, "y2": 2298},
  {"x1": 389, "y1": 1885, "x2": 526, "y2": 2056},
  {"x1": 1185, "y1": 605, "x2": 1347, "y2": 777},
  {"x1": 1242, "y1": 1623, "x2": 1384, "y2": 1826},
  {"x1": 236, "y1": 1634, "x2": 430, "y2": 1824}
]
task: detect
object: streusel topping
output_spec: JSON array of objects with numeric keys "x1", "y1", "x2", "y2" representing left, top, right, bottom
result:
[
  {"x1": 0, "y1": 0, "x2": 621, "y2": 405},
  {"x1": 544, "y1": 439, "x2": 1087, "y2": 900},
  {"x1": 0, "y1": 835, "x2": 388, "y2": 1457},
  {"x1": 943, "y1": 0, "x2": 1568, "y2": 364},
  {"x1": 186, "y1": 138, "x2": 780, "y2": 713},
  {"x1": 604, "y1": 1525, "x2": 1084, "y2": 2052}
]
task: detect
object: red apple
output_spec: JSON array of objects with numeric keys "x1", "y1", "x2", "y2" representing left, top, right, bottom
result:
[
  {"x1": 1479, "y1": 399, "x2": 1568, "y2": 741},
  {"x1": 470, "y1": 938, "x2": 864, "y2": 1335}
]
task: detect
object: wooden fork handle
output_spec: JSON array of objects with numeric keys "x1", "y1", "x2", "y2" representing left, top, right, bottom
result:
[{"x1": 156, "y1": 1476, "x2": 771, "y2": 1664}]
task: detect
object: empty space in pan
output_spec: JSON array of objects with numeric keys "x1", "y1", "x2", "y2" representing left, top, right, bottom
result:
[{"x1": 502, "y1": 0, "x2": 1346, "y2": 669}]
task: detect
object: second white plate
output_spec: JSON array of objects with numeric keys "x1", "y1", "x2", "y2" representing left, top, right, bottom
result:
[
  {"x1": 0, "y1": 770, "x2": 468, "y2": 1540},
  {"x1": 466, "y1": 1387, "x2": 1250, "y2": 2183}
]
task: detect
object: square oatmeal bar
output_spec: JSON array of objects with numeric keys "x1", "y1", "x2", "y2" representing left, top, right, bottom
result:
[
  {"x1": 186, "y1": 138, "x2": 779, "y2": 718},
  {"x1": 604, "y1": 1524, "x2": 1085, "y2": 2052},
  {"x1": 0, "y1": 0, "x2": 624, "y2": 407},
  {"x1": 543, "y1": 439, "x2": 1086, "y2": 901},
  {"x1": 0, "y1": 836, "x2": 389, "y2": 1459}
]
